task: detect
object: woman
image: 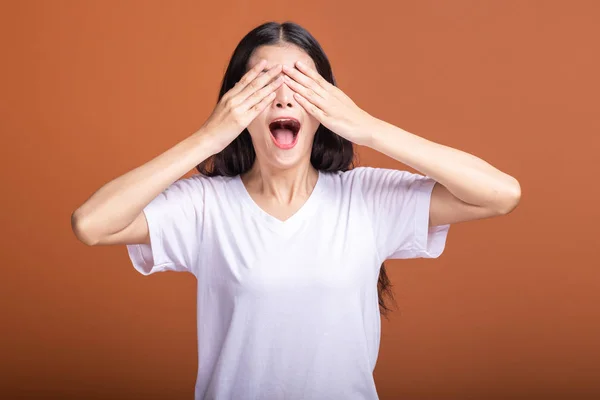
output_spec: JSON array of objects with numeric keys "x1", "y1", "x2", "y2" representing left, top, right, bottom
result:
[{"x1": 72, "y1": 21, "x2": 521, "y2": 400}]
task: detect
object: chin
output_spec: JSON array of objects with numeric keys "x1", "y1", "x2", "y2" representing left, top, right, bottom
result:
[{"x1": 259, "y1": 138, "x2": 310, "y2": 169}]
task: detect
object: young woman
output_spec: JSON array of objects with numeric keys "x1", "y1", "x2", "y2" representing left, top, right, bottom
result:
[{"x1": 72, "y1": 21, "x2": 521, "y2": 400}]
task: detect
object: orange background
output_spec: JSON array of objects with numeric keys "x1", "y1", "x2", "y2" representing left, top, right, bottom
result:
[{"x1": 2, "y1": 1, "x2": 599, "y2": 399}]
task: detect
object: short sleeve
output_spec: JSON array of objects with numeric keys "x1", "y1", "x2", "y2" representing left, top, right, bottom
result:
[
  {"x1": 355, "y1": 167, "x2": 450, "y2": 260},
  {"x1": 126, "y1": 174, "x2": 204, "y2": 276}
]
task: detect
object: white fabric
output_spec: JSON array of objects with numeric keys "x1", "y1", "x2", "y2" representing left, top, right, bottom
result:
[{"x1": 126, "y1": 166, "x2": 450, "y2": 400}]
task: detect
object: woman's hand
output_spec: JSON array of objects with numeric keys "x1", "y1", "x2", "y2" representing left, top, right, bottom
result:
[
  {"x1": 282, "y1": 61, "x2": 375, "y2": 146},
  {"x1": 197, "y1": 60, "x2": 284, "y2": 155}
]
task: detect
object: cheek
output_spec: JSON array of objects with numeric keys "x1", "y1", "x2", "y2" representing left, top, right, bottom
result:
[
  {"x1": 246, "y1": 120, "x2": 272, "y2": 144},
  {"x1": 307, "y1": 117, "x2": 320, "y2": 134},
  {"x1": 246, "y1": 115, "x2": 265, "y2": 133}
]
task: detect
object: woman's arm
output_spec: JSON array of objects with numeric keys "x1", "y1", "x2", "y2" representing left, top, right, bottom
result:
[
  {"x1": 366, "y1": 118, "x2": 521, "y2": 227},
  {"x1": 71, "y1": 131, "x2": 215, "y2": 246},
  {"x1": 278, "y1": 60, "x2": 520, "y2": 227},
  {"x1": 71, "y1": 60, "x2": 286, "y2": 247}
]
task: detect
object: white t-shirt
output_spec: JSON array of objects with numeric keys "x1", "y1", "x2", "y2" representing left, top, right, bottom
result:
[{"x1": 126, "y1": 166, "x2": 450, "y2": 400}]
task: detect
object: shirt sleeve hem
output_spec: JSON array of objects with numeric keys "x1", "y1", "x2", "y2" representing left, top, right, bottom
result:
[
  {"x1": 125, "y1": 202, "x2": 173, "y2": 275},
  {"x1": 411, "y1": 178, "x2": 450, "y2": 259}
]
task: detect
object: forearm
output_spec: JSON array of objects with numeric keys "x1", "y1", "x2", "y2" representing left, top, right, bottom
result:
[
  {"x1": 71, "y1": 129, "x2": 215, "y2": 243},
  {"x1": 366, "y1": 117, "x2": 521, "y2": 213}
]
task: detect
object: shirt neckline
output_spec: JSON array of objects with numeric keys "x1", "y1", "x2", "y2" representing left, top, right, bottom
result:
[{"x1": 233, "y1": 170, "x2": 324, "y2": 234}]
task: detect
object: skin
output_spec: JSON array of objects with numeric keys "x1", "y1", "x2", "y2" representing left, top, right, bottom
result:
[
  {"x1": 243, "y1": 43, "x2": 521, "y2": 226},
  {"x1": 242, "y1": 44, "x2": 322, "y2": 221},
  {"x1": 70, "y1": 42, "x2": 521, "y2": 248}
]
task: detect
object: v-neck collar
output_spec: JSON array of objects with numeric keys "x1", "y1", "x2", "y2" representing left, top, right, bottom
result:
[{"x1": 233, "y1": 170, "x2": 324, "y2": 235}]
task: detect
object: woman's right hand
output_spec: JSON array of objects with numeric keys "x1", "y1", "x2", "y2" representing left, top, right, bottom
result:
[{"x1": 197, "y1": 60, "x2": 284, "y2": 155}]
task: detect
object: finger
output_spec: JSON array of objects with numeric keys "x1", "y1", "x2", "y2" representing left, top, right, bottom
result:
[
  {"x1": 283, "y1": 76, "x2": 327, "y2": 110},
  {"x1": 294, "y1": 60, "x2": 331, "y2": 89},
  {"x1": 248, "y1": 91, "x2": 277, "y2": 117},
  {"x1": 293, "y1": 92, "x2": 325, "y2": 120},
  {"x1": 282, "y1": 64, "x2": 327, "y2": 98},
  {"x1": 241, "y1": 75, "x2": 284, "y2": 111},
  {"x1": 237, "y1": 64, "x2": 283, "y2": 103},
  {"x1": 228, "y1": 59, "x2": 267, "y2": 97}
]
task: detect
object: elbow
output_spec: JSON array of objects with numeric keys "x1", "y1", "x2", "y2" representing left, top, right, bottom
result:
[
  {"x1": 71, "y1": 210, "x2": 99, "y2": 246},
  {"x1": 495, "y1": 178, "x2": 522, "y2": 215}
]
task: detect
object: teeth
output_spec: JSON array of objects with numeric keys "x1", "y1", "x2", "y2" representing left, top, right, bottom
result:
[{"x1": 270, "y1": 118, "x2": 300, "y2": 133}]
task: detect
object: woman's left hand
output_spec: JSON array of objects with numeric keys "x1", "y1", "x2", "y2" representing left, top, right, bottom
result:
[{"x1": 282, "y1": 61, "x2": 376, "y2": 146}]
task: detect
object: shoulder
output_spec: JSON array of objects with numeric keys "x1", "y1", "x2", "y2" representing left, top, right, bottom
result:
[
  {"x1": 174, "y1": 173, "x2": 237, "y2": 188},
  {"x1": 324, "y1": 167, "x2": 434, "y2": 205},
  {"x1": 166, "y1": 173, "x2": 239, "y2": 201},
  {"x1": 332, "y1": 166, "x2": 420, "y2": 187},
  {"x1": 319, "y1": 167, "x2": 413, "y2": 200}
]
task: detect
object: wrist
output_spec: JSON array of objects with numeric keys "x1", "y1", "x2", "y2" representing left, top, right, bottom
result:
[
  {"x1": 360, "y1": 114, "x2": 383, "y2": 148},
  {"x1": 191, "y1": 126, "x2": 222, "y2": 156},
  {"x1": 185, "y1": 128, "x2": 218, "y2": 158}
]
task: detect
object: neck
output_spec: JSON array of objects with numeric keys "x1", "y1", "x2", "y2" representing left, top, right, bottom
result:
[{"x1": 242, "y1": 160, "x2": 319, "y2": 205}]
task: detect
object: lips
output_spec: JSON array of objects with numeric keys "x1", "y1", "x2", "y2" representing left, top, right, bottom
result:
[
  {"x1": 268, "y1": 117, "x2": 301, "y2": 149},
  {"x1": 268, "y1": 117, "x2": 301, "y2": 134}
]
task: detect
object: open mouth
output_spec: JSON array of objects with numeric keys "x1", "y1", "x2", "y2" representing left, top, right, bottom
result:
[{"x1": 269, "y1": 118, "x2": 301, "y2": 149}]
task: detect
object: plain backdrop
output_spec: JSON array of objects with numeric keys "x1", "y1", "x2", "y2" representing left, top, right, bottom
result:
[{"x1": 1, "y1": 1, "x2": 599, "y2": 399}]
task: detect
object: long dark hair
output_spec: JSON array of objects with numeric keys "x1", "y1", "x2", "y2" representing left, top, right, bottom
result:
[{"x1": 196, "y1": 21, "x2": 397, "y2": 318}]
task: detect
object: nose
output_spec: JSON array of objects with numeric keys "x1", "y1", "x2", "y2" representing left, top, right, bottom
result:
[{"x1": 272, "y1": 79, "x2": 296, "y2": 109}]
